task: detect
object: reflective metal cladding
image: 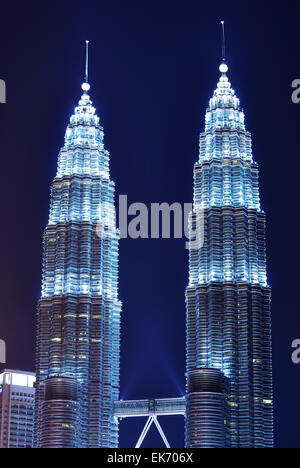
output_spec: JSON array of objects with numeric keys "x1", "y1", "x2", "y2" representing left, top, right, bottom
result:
[
  {"x1": 35, "y1": 80, "x2": 121, "y2": 448},
  {"x1": 185, "y1": 63, "x2": 273, "y2": 448}
]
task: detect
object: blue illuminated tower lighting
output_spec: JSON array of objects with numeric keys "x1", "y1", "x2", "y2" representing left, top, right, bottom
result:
[
  {"x1": 185, "y1": 25, "x2": 273, "y2": 447},
  {"x1": 34, "y1": 42, "x2": 121, "y2": 448}
]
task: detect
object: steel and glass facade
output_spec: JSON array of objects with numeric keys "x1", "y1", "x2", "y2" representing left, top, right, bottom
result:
[
  {"x1": 35, "y1": 83, "x2": 121, "y2": 448},
  {"x1": 185, "y1": 65, "x2": 273, "y2": 447}
]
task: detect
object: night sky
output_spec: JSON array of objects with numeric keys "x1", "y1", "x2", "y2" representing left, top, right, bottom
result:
[{"x1": 0, "y1": 0, "x2": 299, "y2": 448}]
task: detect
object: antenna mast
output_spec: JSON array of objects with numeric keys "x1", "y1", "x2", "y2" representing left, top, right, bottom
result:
[
  {"x1": 221, "y1": 21, "x2": 226, "y2": 63},
  {"x1": 85, "y1": 40, "x2": 89, "y2": 83}
]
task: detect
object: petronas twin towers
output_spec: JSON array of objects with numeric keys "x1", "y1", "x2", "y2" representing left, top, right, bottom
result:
[
  {"x1": 185, "y1": 63, "x2": 273, "y2": 447},
  {"x1": 34, "y1": 39, "x2": 273, "y2": 448},
  {"x1": 35, "y1": 80, "x2": 121, "y2": 447}
]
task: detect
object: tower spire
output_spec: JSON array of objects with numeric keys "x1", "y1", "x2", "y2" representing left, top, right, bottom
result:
[
  {"x1": 81, "y1": 40, "x2": 90, "y2": 93},
  {"x1": 219, "y1": 21, "x2": 228, "y2": 74},
  {"x1": 85, "y1": 40, "x2": 89, "y2": 83},
  {"x1": 221, "y1": 21, "x2": 226, "y2": 62}
]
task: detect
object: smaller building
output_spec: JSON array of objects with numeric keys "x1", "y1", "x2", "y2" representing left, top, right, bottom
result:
[{"x1": 0, "y1": 369, "x2": 36, "y2": 448}]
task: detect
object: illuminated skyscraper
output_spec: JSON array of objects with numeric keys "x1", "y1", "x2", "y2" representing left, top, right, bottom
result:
[
  {"x1": 185, "y1": 56, "x2": 273, "y2": 447},
  {"x1": 0, "y1": 370, "x2": 36, "y2": 448},
  {"x1": 35, "y1": 44, "x2": 121, "y2": 448}
]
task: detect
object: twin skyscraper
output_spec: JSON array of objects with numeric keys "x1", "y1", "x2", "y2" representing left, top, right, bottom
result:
[{"x1": 34, "y1": 39, "x2": 273, "y2": 448}]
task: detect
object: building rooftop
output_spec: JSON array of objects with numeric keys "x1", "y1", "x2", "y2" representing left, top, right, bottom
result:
[{"x1": 0, "y1": 369, "x2": 36, "y2": 388}]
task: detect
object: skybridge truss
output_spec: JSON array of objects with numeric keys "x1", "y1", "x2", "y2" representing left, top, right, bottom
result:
[{"x1": 114, "y1": 398, "x2": 186, "y2": 448}]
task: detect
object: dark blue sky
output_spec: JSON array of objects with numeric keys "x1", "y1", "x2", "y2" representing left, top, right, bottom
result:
[{"x1": 0, "y1": 0, "x2": 299, "y2": 448}]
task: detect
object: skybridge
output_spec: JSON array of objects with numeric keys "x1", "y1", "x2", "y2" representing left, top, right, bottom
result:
[{"x1": 114, "y1": 398, "x2": 186, "y2": 448}]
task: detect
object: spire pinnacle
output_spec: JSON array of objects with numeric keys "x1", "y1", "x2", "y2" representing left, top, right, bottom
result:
[
  {"x1": 219, "y1": 21, "x2": 228, "y2": 74},
  {"x1": 221, "y1": 21, "x2": 225, "y2": 62},
  {"x1": 85, "y1": 40, "x2": 89, "y2": 83},
  {"x1": 81, "y1": 40, "x2": 90, "y2": 93}
]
